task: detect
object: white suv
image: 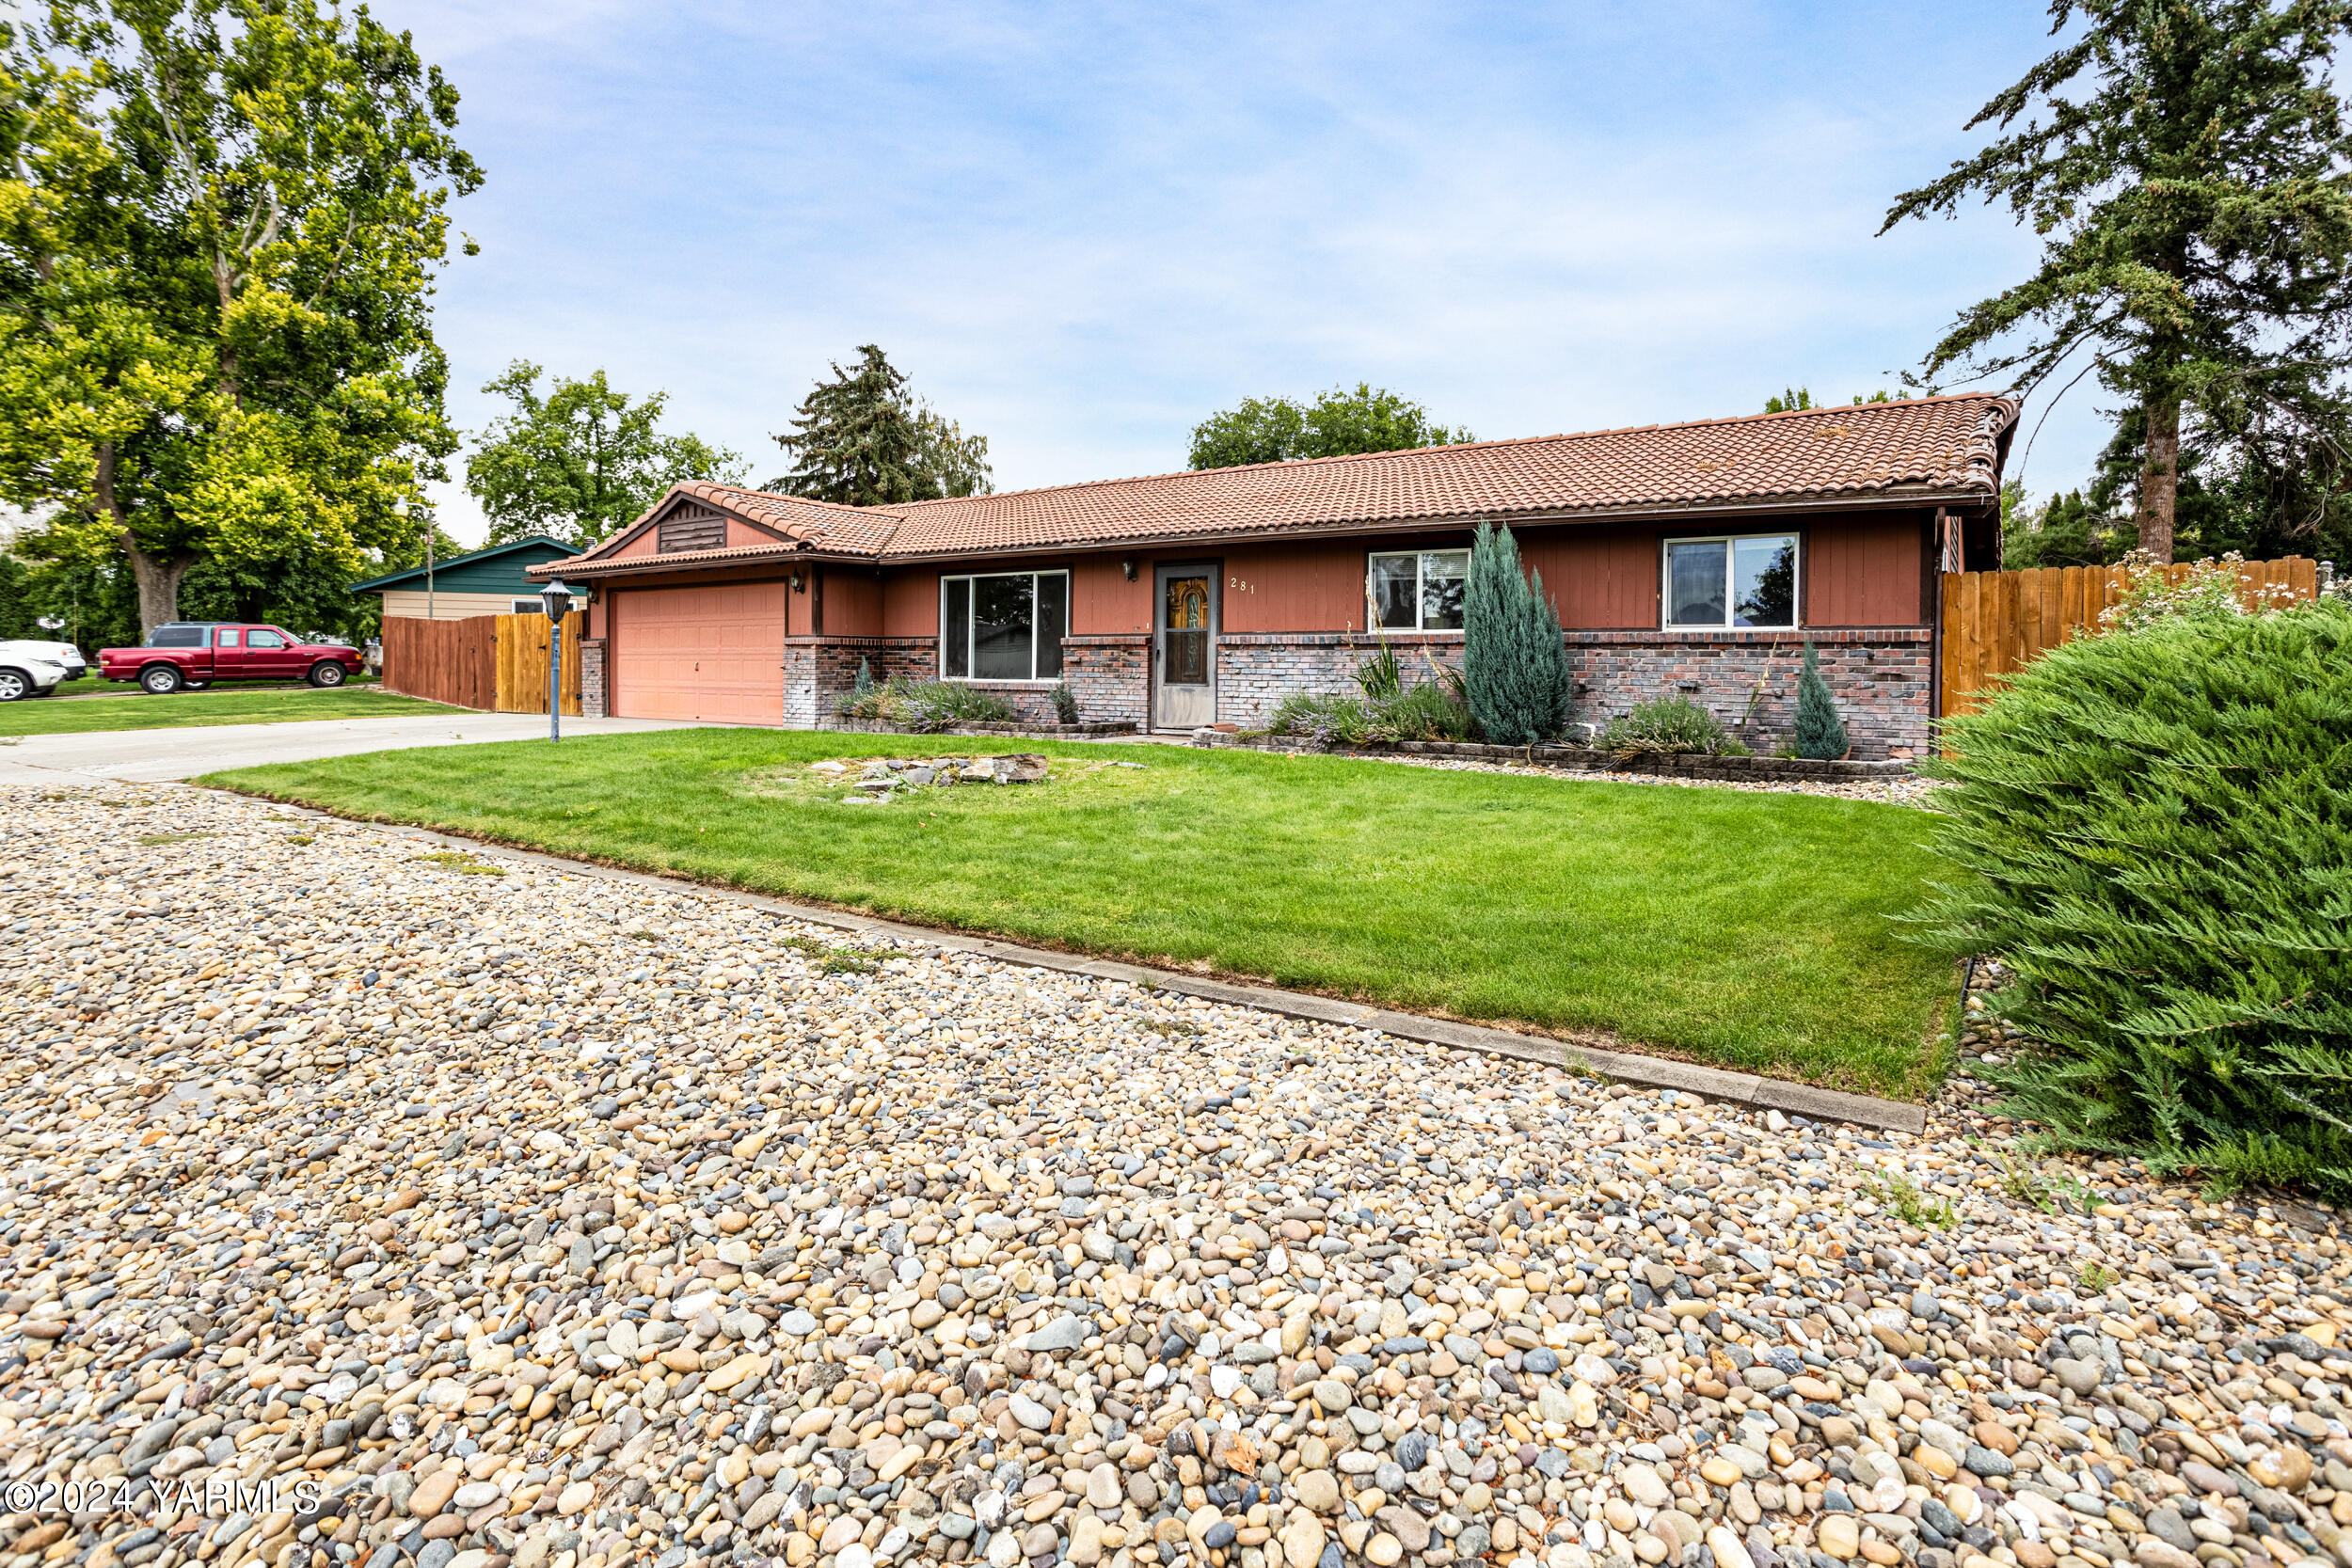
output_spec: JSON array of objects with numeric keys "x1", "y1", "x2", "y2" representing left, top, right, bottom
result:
[
  {"x1": 8, "y1": 640, "x2": 87, "y2": 682},
  {"x1": 0, "y1": 642, "x2": 71, "y2": 702}
]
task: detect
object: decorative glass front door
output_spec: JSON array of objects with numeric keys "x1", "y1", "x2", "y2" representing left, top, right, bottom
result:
[{"x1": 1154, "y1": 566, "x2": 1216, "y2": 729}]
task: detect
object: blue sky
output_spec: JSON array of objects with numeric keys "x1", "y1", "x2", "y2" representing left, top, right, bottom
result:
[{"x1": 395, "y1": 1, "x2": 2102, "y2": 546}]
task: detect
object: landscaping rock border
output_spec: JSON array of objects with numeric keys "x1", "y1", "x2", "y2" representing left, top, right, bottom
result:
[
  {"x1": 1192, "y1": 732, "x2": 1916, "y2": 783},
  {"x1": 824, "y1": 719, "x2": 1139, "y2": 738}
]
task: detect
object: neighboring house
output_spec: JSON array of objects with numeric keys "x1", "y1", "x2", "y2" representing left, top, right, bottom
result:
[
  {"x1": 351, "y1": 536, "x2": 586, "y2": 621},
  {"x1": 528, "y1": 395, "x2": 2016, "y2": 757}
]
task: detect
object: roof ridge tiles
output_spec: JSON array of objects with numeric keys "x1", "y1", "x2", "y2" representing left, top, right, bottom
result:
[{"x1": 866, "y1": 391, "x2": 2011, "y2": 514}]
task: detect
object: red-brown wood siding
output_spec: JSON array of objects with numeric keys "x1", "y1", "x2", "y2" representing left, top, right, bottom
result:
[
  {"x1": 1219, "y1": 540, "x2": 1375, "y2": 634},
  {"x1": 1805, "y1": 513, "x2": 1928, "y2": 626},
  {"x1": 822, "y1": 569, "x2": 883, "y2": 637},
  {"x1": 882, "y1": 570, "x2": 939, "y2": 637},
  {"x1": 1071, "y1": 558, "x2": 1148, "y2": 635},
  {"x1": 1518, "y1": 525, "x2": 1660, "y2": 629}
]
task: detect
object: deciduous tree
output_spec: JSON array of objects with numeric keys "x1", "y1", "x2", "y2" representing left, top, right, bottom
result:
[
  {"x1": 1189, "y1": 383, "x2": 1471, "y2": 469},
  {"x1": 0, "y1": 0, "x2": 482, "y2": 632},
  {"x1": 466, "y1": 361, "x2": 743, "y2": 548},
  {"x1": 1883, "y1": 0, "x2": 2352, "y2": 563}
]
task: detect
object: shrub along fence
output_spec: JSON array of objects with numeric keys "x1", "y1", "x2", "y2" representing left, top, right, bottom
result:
[
  {"x1": 1938, "y1": 555, "x2": 2320, "y2": 719},
  {"x1": 382, "y1": 613, "x2": 582, "y2": 714}
]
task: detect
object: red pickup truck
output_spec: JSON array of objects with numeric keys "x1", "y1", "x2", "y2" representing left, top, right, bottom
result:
[{"x1": 100, "y1": 623, "x2": 364, "y2": 694}]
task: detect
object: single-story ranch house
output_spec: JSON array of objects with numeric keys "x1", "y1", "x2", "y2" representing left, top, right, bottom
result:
[{"x1": 527, "y1": 394, "x2": 2015, "y2": 758}]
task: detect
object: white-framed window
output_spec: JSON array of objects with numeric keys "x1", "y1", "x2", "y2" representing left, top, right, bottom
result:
[
  {"x1": 941, "y1": 570, "x2": 1069, "y2": 681},
  {"x1": 1663, "y1": 533, "x2": 1799, "y2": 628},
  {"x1": 1367, "y1": 549, "x2": 1470, "y2": 631}
]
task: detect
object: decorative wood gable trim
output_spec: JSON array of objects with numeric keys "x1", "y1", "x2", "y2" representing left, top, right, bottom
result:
[
  {"x1": 657, "y1": 502, "x2": 728, "y2": 555},
  {"x1": 579, "y1": 490, "x2": 798, "y2": 563}
]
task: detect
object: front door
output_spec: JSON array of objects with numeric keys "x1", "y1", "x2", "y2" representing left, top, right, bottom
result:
[{"x1": 1153, "y1": 564, "x2": 1217, "y2": 730}]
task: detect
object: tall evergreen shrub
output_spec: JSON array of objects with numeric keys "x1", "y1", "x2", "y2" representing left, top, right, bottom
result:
[
  {"x1": 1463, "y1": 522, "x2": 1571, "y2": 745},
  {"x1": 1908, "y1": 603, "x2": 2352, "y2": 1199},
  {"x1": 1792, "y1": 640, "x2": 1849, "y2": 759}
]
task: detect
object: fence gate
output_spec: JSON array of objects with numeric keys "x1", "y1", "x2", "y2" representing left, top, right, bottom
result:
[
  {"x1": 494, "y1": 611, "x2": 584, "y2": 716},
  {"x1": 1938, "y1": 556, "x2": 2320, "y2": 719}
]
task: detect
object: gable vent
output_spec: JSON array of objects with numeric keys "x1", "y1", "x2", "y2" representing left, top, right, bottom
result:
[{"x1": 658, "y1": 504, "x2": 727, "y2": 554}]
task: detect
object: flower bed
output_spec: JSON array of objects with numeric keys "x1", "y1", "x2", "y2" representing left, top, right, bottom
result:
[{"x1": 1194, "y1": 730, "x2": 1913, "y2": 781}]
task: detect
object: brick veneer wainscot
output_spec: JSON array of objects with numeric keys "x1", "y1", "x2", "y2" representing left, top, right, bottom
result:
[
  {"x1": 1216, "y1": 633, "x2": 1465, "y2": 731},
  {"x1": 1567, "y1": 629, "x2": 1931, "y2": 760},
  {"x1": 1213, "y1": 627, "x2": 1930, "y2": 758},
  {"x1": 1063, "y1": 635, "x2": 1151, "y2": 727},
  {"x1": 785, "y1": 637, "x2": 937, "y2": 729}
]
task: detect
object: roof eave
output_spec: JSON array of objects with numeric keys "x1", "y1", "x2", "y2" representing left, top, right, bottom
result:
[{"x1": 869, "y1": 482, "x2": 1999, "y2": 564}]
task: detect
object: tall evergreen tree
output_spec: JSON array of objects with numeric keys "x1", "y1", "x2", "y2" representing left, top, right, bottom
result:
[
  {"x1": 1462, "y1": 522, "x2": 1570, "y2": 746},
  {"x1": 766, "y1": 345, "x2": 991, "y2": 507},
  {"x1": 1882, "y1": 0, "x2": 2352, "y2": 562}
]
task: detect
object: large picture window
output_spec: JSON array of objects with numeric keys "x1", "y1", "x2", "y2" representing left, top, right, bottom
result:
[
  {"x1": 1663, "y1": 534, "x2": 1798, "y2": 628},
  {"x1": 1367, "y1": 549, "x2": 1470, "y2": 631},
  {"x1": 941, "y1": 571, "x2": 1068, "y2": 681}
]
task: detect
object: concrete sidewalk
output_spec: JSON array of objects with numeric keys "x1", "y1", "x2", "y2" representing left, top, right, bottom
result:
[{"x1": 0, "y1": 710, "x2": 697, "y2": 785}]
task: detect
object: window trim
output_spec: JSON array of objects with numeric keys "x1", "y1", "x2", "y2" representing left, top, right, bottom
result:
[
  {"x1": 938, "y1": 568, "x2": 1071, "y2": 683},
  {"x1": 1661, "y1": 531, "x2": 1803, "y2": 630},
  {"x1": 1365, "y1": 547, "x2": 1471, "y2": 633}
]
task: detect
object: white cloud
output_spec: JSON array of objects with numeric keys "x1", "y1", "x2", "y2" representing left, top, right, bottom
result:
[{"x1": 389, "y1": 0, "x2": 2107, "y2": 547}]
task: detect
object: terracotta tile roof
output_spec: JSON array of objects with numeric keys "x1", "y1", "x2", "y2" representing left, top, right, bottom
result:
[
  {"x1": 670, "y1": 483, "x2": 904, "y2": 555},
  {"x1": 534, "y1": 394, "x2": 2013, "y2": 577}
]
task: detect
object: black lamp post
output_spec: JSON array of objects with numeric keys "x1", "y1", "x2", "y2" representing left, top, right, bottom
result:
[{"x1": 540, "y1": 578, "x2": 571, "y2": 742}]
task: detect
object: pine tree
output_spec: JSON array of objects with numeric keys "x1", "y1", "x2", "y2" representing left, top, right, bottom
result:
[
  {"x1": 1882, "y1": 0, "x2": 2352, "y2": 562},
  {"x1": 765, "y1": 346, "x2": 992, "y2": 506},
  {"x1": 1463, "y1": 522, "x2": 1570, "y2": 745},
  {"x1": 1792, "y1": 641, "x2": 1849, "y2": 759}
]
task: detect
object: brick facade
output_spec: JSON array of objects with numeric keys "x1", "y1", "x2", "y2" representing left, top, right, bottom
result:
[
  {"x1": 1062, "y1": 635, "x2": 1151, "y2": 728},
  {"x1": 1215, "y1": 633, "x2": 1464, "y2": 730},
  {"x1": 1200, "y1": 627, "x2": 1931, "y2": 758},
  {"x1": 1565, "y1": 628, "x2": 1931, "y2": 760},
  {"x1": 784, "y1": 636, "x2": 935, "y2": 729},
  {"x1": 579, "y1": 638, "x2": 607, "y2": 720}
]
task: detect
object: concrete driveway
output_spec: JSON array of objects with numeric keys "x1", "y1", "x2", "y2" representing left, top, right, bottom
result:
[{"x1": 0, "y1": 710, "x2": 699, "y2": 785}]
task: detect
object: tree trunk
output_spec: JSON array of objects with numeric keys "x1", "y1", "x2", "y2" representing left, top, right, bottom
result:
[
  {"x1": 2137, "y1": 397, "x2": 2181, "y2": 562},
  {"x1": 124, "y1": 540, "x2": 193, "y2": 636}
]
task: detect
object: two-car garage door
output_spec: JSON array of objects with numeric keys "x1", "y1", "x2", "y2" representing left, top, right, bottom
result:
[{"x1": 610, "y1": 584, "x2": 787, "y2": 723}]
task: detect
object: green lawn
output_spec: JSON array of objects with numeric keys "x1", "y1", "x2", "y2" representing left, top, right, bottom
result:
[
  {"x1": 204, "y1": 731, "x2": 1956, "y2": 1096},
  {"x1": 3, "y1": 687, "x2": 459, "y2": 735}
]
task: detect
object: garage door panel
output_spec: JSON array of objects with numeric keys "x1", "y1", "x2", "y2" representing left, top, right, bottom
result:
[{"x1": 612, "y1": 585, "x2": 787, "y2": 723}]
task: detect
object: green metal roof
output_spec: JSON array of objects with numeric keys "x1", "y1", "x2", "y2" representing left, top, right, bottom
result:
[{"x1": 348, "y1": 536, "x2": 580, "y2": 595}]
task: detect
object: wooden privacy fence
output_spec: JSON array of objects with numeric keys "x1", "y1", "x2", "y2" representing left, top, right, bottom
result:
[
  {"x1": 1939, "y1": 555, "x2": 2320, "y2": 719},
  {"x1": 494, "y1": 610, "x2": 583, "y2": 717},
  {"x1": 381, "y1": 611, "x2": 581, "y2": 714},
  {"x1": 381, "y1": 615, "x2": 495, "y2": 710}
]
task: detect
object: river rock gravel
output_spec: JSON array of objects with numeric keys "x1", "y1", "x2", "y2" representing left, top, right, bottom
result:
[{"x1": 0, "y1": 784, "x2": 2345, "y2": 1568}]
